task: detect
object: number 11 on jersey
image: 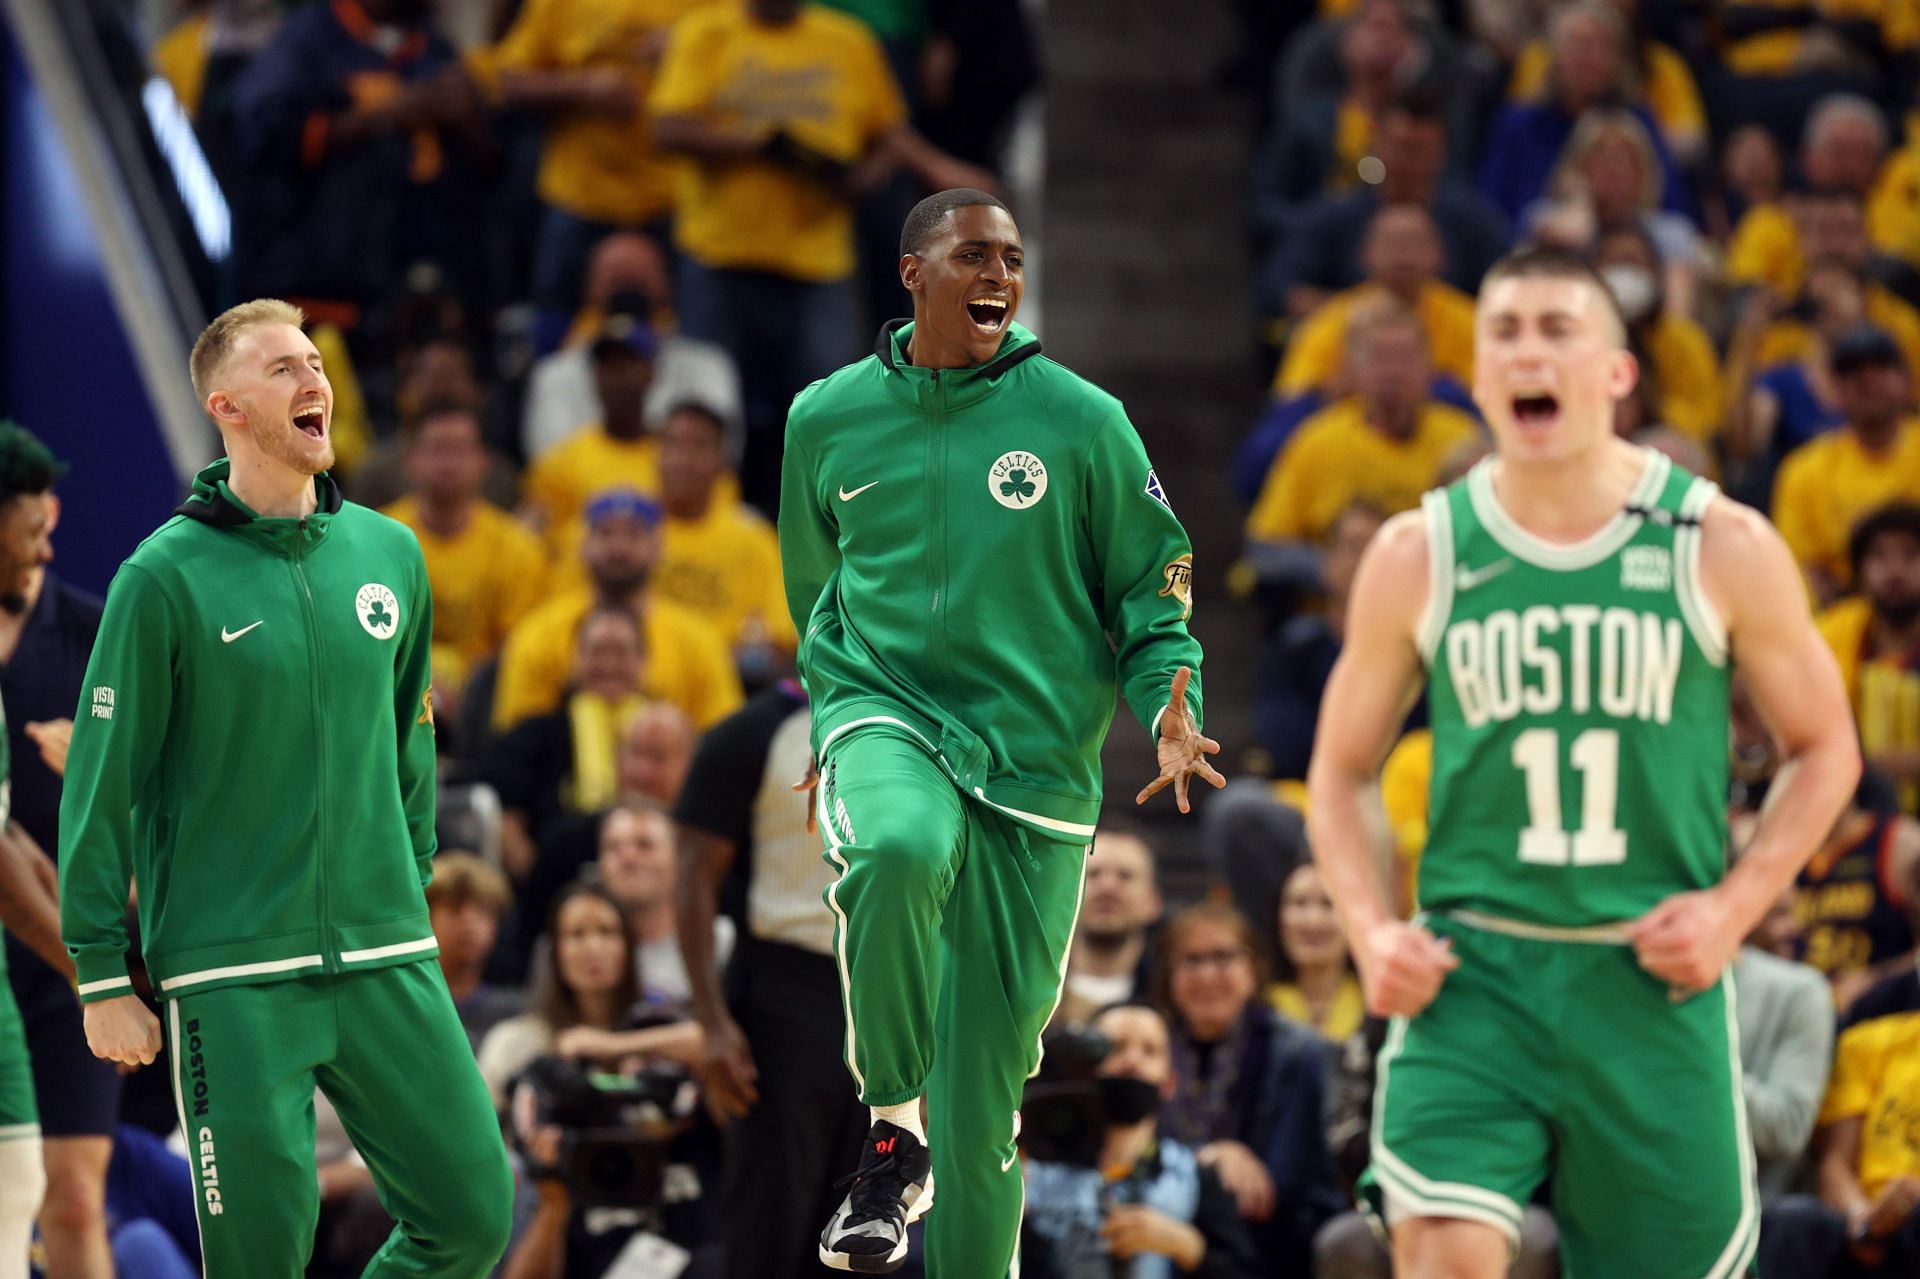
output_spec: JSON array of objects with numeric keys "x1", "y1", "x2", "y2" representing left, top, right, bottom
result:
[{"x1": 1512, "y1": 727, "x2": 1628, "y2": 866}]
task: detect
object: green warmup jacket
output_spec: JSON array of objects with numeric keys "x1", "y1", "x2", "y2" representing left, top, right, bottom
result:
[
  {"x1": 780, "y1": 320, "x2": 1205, "y2": 840},
  {"x1": 59, "y1": 459, "x2": 440, "y2": 1004}
]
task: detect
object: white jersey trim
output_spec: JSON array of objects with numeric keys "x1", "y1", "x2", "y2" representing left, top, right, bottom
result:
[
  {"x1": 1416, "y1": 489, "x2": 1455, "y2": 665},
  {"x1": 0, "y1": 1123, "x2": 41, "y2": 1143},
  {"x1": 1468, "y1": 448, "x2": 1670, "y2": 571},
  {"x1": 1675, "y1": 479, "x2": 1729, "y2": 667}
]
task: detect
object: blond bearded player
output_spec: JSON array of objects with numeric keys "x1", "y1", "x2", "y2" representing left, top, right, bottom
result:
[{"x1": 59, "y1": 300, "x2": 512, "y2": 1276}]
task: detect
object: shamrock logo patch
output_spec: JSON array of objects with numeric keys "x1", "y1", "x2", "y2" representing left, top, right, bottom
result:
[
  {"x1": 356, "y1": 583, "x2": 400, "y2": 640},
  {"x1": 988, "y1": 451, "x2": 1048, "y2": 509}
]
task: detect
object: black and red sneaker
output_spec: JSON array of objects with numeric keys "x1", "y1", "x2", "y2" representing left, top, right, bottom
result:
[{"x1": 818, "y1": 1120, "x2": 935, "y2": 1273}]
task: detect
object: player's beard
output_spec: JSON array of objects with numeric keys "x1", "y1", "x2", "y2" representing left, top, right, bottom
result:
[{"x1": 258, "y1": 412, "x2": 335, "y2": 476}]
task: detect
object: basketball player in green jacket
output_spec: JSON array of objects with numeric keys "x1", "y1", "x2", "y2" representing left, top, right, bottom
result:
[
  {"x1": 781, "y1": 189, "x2": 1224, "y2": 1276},
  {"x1": 1308, "y1": 248, "x2": 1862, "y2": 1279},
  {"x1": 61, "y1": 300, "x2": 511, "y2": 1277}
]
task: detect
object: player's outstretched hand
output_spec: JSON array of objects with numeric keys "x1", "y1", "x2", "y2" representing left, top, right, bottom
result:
[
  {"x1": 1357, "y1": 920, "x2": 1458, "y2": 1018},
  {"x1": 1628, "y1": 889, "x2": 1741, "y2": 996},
  {"x1": 1135, "y1": 667, "x2": 1226, "y2": 814},
  {"x1": 82, "y1": 994, "x2": 162, "y2": 1067}
]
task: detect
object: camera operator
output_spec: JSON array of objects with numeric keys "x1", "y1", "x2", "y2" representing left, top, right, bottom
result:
[
  {"x1": 483, "y1": 882, "x2": 708, "y2": 1278},
  {"x1": 1021, "y1": 1003, "x2": 1260, "y2": 1279}
]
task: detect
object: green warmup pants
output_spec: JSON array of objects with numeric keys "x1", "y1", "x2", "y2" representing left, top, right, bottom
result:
[
  {"x1": 164, "y1": 961, "x2": 513, "y2": 1278},
  {"x1": 818, "y1": 728, "x2": 1090, "y2": 1279}
]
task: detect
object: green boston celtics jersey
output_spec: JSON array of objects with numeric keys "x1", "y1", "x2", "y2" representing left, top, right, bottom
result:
[{"x1": 1417, "y1": 450, "x2": 1731, "y2": 928}]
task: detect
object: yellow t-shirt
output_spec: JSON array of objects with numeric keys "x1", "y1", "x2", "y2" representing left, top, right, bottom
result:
[
  {"x1": 1773, "y1": 420, "x2": 1920, "y2": 589},
  {"x1": 1818, "y1": 595, "x2": 1920, "y2": 810},
  {"x1": 1752, "y1": 288, "x2": 1920, "y2": 385},
  {"x1": 151, "y1": 14, "x2": 209, "y2": 118},
  {"x1": 1724, "y1": 0, "x2": 1920, "y2": 75},
  {"x1": 1380, "y1": 727, "x2": 1432, "y2": 913},
  {"x1": 1275, "y1": 282, "x2": 1477, "y2": 399},
  {"x1": 1869, "y1": 140, "x2": 1920, "y2": 270},
  {"x1": 1725, "y1": 201, "x2": 1799, "y2": 294},
  {"x1": 654, "y1": 500, "x2": 798, "y2": 650},
  {"x1": 650, "y1": 4, "x2": 905, "y2": 281},
  {"x1": 1245, "y1": 398, "x2": 1481, "y2": 543},
  {"x1": 1817, "y1": 999, "x2": 1920, "y2": 1199},
  {"x1": 1508, "y1": 39, "x2": 1706, "y2": 153},
  {"x1": 1268, "y1": 975, "x2": 1366, "y2": 1042},
  {"x1": 1644, "y1": 311, "x2": 1724, "y2": 442},
  {"x1": 1730, "y1": 184, "x2": 1920, "y2": 294},
  {"x1": 381, "y1": 497, "x2": 553, "y2": 668},
  {"x1": 522, "y1": 430, "x2": 664, "y2": 552},
  {"x1": 469, "y1": 0, "x2": 717, "y2": 224},
  {"x1": 492, "y1": 588, "x2": 744, "y2": 731}
]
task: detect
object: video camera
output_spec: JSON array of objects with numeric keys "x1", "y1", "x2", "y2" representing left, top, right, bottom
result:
[
  {"x1": 510, "y1": 1056, "x2": 694, "y2": 1209},
  {"x1": 1019, "y1": 1024, "x2": 1115, "y2": 1169}
]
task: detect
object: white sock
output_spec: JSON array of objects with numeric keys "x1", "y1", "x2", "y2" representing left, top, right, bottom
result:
[
  {"x1": 0, "y1": 1136, "x2": 45, "y2": 1279},
  {"x1": 870, "y1": 1100, "x2": 925, "y2": 1142}
]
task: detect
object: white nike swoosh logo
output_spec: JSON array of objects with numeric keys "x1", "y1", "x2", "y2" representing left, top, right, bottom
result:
[
  {"x1": 838, "y1": 482, "x2": 879, "y2": 502},
  {"x1": 1454, "y1": 560, "x2": 1515, "y2": 591},
  {"x1": 1001, "y1": 1152, "x2": 1017, "y2": 1173},
  {"x1": 221, "y1": 621, "x2": 265, "y2": 643}
]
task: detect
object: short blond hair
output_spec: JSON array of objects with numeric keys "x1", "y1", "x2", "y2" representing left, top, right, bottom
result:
[
  {"x1": 424, "y1": 851, "x2": 513, "y2": 916},
  {"x1": 189, "y1": 298, "x2": 306, "y2": 403}
]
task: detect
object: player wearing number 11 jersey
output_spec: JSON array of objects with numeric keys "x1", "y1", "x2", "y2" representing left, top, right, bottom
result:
[{"x1": 1306, "y1": 248, "x2": 1862, "y2": 1279}]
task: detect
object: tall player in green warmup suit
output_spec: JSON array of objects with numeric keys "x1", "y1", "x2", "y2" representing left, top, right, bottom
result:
[
  {"x1": 782, "y1": 190, "x2": 1225, "y2": 1277},
  {"x1": 1308, "y1": 249, "x2": 1863, "y2": 1279}
]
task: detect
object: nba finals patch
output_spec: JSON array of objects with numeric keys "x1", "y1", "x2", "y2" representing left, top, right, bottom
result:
[{"x1": 1159, "y1": 554, "x2": 1194, "y2": 621}]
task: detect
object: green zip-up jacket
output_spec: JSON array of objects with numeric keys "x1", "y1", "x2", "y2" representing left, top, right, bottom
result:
[
  {"x1": 59, "y1": 459, "x2": 440, "y2": 1003},
  {"x1": 780, "y1": 321, "x2": 1205, "y2": 839}
]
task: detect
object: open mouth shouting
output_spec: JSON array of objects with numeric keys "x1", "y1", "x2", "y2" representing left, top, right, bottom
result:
[
  {"x1": 966, "y1": 294, "x2": 1011, "y2": 336},
  {"x1": 293, "y1": 401, "x2": 327, "y2": 439},
  {"x1": 1511, "y1": 391, "x2": 1560, "y2": 433}
]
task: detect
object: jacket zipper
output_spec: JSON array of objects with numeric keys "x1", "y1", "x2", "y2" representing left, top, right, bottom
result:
[
  {"x1": 292, "y1": 520, "x2": 335, "y2": 970},
  {"x1": 927, "y1": 370, "x2": 952, "y2": 683}
]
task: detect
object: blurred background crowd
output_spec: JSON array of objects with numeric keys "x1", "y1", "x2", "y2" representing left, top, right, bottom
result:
[{"x1": 3, "y1": 0, "x2": 1920, "y2": 1275}]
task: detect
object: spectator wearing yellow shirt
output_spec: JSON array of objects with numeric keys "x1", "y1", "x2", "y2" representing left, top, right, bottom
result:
[
  {"x1": 381, "y1": 403, "x2": 549, "y2": 673},
  {"x1": 653, "y1": 402, "x2": 796, "y2": 683},
  {"x1": 466, "y1": 0, "x2": 720, "y2": 353},
  {"x1": 494, "y1": 488, "x2": 743, "y2": 732},
  {"x1": 1274, "y1": 204, "x2": 1476, "y2": 399},
  {"x1": 1818, "y1": 504, "x2": 1920, "y2": 810},
  {"x1": 1592, "y1": 224, "x2": 1722, "y2": 442},
  {"x1": 1504, "y1": 4, "x2": 1706, "y2": 163},
  {"x1": 485, "y1": 604, "x2": 656, "y2": 880},
  {"x1": 521, "y1": 239, "x2": 743, "y2": 461},
  {"x1": 520, "y1": 308, "x2": 663, "y2": 551},
  {"x1": 1774, "y1": 327, "x2": 1920, "y2": 603},
  {"x1": 651, "y1": 0, "x2": 993, "y2": 511},
  {"x1": 1727, "y1": 97, "x2": 1909, "y2": 296},
  {"x1": 1757, "y1": 964, "x2": 1920, "y2": 1277},
  {"x1": 1252, "y1": 302, "x2": 1480, "y2": 555},
  {"x1": 1724, "y1": 259, "x2": 1862, "y2": 484},
  {"x1": 1267, "y1": 862, "x2": 1364, "y2": 1043},
  {"x1": 1743, "y1": 191, "x2": 1920, "y2": 380}
]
